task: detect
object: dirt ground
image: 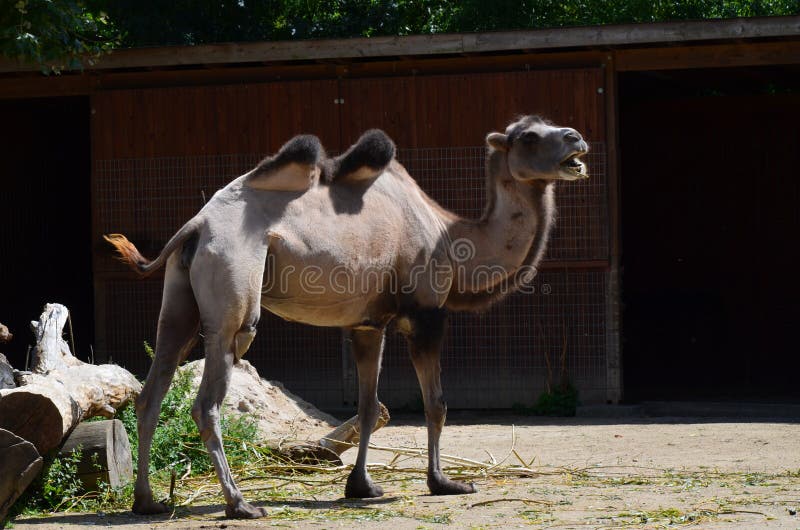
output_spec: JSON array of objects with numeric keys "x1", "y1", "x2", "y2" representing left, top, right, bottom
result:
[{"x1": 11, "y1": 414, "x2": 800, "y2": 529}]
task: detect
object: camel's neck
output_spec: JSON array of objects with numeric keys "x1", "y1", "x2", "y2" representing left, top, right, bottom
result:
[{"x1": 444, "y1": 149, "x2": 555, "y2": 310}]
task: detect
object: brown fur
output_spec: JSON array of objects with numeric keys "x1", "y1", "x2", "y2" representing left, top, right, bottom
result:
[{"x1": 103, "y1": 234, "x2": 152, "y2": 276}]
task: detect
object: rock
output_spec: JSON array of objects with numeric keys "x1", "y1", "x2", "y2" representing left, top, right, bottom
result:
[
  {"x1": 179, "y1": 360, "x2": 338, "y2": 444},
  {"x1": 0, "y1": 323, "x2": 11, "y2": 344}
]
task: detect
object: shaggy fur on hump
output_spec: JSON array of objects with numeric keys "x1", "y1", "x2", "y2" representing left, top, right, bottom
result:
[
  {"x1": 255, "y1": 134, "x2": 325, "y2": 174},
  {"x1": 323, "y1": 129, "x2": 396, "y2": 182}
]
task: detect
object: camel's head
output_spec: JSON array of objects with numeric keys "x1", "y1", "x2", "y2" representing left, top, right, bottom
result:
[{"x1": 486, "y1": 115, "x2": 589, "y2": 181}]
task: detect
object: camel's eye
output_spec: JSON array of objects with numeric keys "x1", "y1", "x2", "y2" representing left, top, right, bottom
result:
[{"x1": 518, "y1": 131, "x2": 540, "y2": 144}]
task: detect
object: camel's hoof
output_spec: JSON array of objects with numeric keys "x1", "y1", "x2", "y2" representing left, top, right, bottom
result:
[
  {"x1": 428, "y1": 474, "x2": 477, "y2": 496},
  {"x1": 225, "y1": 500, "x2": 268, "y2": 519},
  {"x1": 132, "y1": 496, "x2": 171, "y2": 515},
  {"x1": 345, "y1": 472, "x2": 384, "y2": 499}
]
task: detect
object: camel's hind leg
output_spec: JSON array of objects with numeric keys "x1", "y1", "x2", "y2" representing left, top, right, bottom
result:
[
  {"x1": 191, "y1": 321, "x2": 266, "y2": 518},
  {"x1": 406, "y1": 308, "x2": 476, "y2": 495},
  {"x1": 344, "y1": 328, "x2": 386, "y2": 498},
  {"x1": 190, "y1": 252, "x2": 266, "y2": 518},
  {"x1": 133, "y1": 256, "x2": 200, "y2": 515}
]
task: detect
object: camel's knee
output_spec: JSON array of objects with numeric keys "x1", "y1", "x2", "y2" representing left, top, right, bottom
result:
[
  {"x1": 233, "y1": 324, "x2": 257, "y2": 360},
  {"x1": 425, "y1": 395, "x2": 447, "y2": 428}
]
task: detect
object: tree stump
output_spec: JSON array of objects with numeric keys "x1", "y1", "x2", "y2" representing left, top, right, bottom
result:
[
  {"x1": 0, "y1": 428, "x2": 43, "y2": 523},
  {"x1": 59, "y1": 420, "x2": 133, "y2": 490}
]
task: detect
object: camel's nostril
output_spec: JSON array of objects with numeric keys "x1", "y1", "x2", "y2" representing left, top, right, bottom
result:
[{"x1": 564, "y1": 130, "x2": 582, "y2": 142}]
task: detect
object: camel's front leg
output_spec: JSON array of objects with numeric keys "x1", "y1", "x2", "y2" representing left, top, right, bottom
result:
[
  {"x1": 407, "y1": 308, "x2": 476, "y2": 495},
  {"x1": 344, "y1": 328, "x2": 386, "y2": 498}
]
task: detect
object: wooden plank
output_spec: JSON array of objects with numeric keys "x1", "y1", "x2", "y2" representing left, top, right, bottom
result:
[{"x1": 616, "y1": 40, "x2": 800, "y2": 71}]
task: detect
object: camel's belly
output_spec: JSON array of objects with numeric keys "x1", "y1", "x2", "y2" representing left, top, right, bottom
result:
[{"x1": 260, "y1": 295, "x2": 373, "y2": 327}]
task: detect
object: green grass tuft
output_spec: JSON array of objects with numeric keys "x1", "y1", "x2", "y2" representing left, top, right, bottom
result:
[{"x1": 512, "y1": 384, "x2": 579, "y2": 416}]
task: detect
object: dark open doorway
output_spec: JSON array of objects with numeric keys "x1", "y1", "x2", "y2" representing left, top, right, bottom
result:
[
  {"x1": 0, "y1": 97, "x2": 93, "y2": 368},
  {"x1": 620, "y1": 66, "x2": 800, "y2": 401}
]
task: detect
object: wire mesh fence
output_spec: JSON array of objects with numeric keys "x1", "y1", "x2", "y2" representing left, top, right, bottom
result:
[{"x1": 94, "y1": 144, "x2": 608, "y2": 408}]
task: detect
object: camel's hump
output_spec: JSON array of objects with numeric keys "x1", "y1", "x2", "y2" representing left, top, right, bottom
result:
[
  {"x1": 245, "y1": 135, "x2": 324, "y2": 192},
  {"x1": 325, "y1": 129, "x2": 396, "y2": 183}
]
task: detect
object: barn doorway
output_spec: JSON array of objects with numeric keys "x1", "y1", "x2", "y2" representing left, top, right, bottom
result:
[
  {"x1": 619, "y1": 67, "x2": 800, "y2": 401},
  {"x1": 0, "y1": 97, "x2": 93, "y2": 368}
]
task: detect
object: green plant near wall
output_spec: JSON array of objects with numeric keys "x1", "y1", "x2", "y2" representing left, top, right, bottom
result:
[{"x1": 513, "y1": 320, "x2": 579, "y2": 416}]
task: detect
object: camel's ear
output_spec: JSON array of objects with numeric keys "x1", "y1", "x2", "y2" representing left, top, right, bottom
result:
[
  {"x1": 486, "y1": 132, "x2": 509, "y2": 152},
  {"x1": 246, "y1": 134, "x2": 323, "y2": 191}
]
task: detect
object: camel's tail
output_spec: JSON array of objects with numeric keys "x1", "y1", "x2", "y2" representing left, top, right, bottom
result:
[{"x1": 104, "y1": 219, "x2": 199, "y2": 277}]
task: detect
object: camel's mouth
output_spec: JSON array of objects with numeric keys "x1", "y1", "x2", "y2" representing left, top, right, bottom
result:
[{"x1": 559, "y1": 152, "x2": 589, "y2": 180}]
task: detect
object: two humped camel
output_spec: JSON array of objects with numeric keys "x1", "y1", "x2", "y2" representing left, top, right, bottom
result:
[{"x1": 105, "y1": 115, "x2": 588, "y2": 518}]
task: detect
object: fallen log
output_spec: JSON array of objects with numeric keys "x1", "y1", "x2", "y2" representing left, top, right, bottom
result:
[
  {"x1": 285, "y1": 402, "x2": 391, "y2": 465},
  {"x1": 0, "y1": 428, "x2": 43, "y2": 523},
  {"x1": 59, "y1": 420, "x2": 133, "y2": 490},
  {"x1": 318, "y1": 402, "x2": 391, "y2": 456},
  {"x1": 0, "y1": 304, "x2": 141, "y2": 455}
]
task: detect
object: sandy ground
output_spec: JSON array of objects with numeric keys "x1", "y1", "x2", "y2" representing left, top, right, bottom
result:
[{"x1": 10, "y1": 414, "x2": 800, "y2": 529}]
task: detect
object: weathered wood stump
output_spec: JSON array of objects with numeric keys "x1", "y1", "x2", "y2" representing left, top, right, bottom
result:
[
  {"x1": 59, "y1": 420, "x2": 133, "y2": 490},
  {"x1": 0, "y1": 304, "x2": 141, "y2": 455},
  {"x1": 0, "y1": 428, "x2": 43, "y2": 523}
]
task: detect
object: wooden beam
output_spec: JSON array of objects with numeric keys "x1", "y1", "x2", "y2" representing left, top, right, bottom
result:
[
  {"x1": 1, "y1": 16, "x2": 798, "y2": 74},
  {"x1": 603, "y1": 54, "x2": 623, "y2": 405},
  {"x1": 616, "y1": 40, "x2": 800, "y2": 71},
  {"x1": 0, "y1": 50, "x2": 606, "y2": 99},
  {"x1": 0, "y1": 74, "x2": 96, "y2": 99}
]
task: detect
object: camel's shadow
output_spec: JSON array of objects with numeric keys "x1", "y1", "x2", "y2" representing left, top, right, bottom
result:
[{"x1": 11, "y1": 496, "x2": 403, "y2": 526}]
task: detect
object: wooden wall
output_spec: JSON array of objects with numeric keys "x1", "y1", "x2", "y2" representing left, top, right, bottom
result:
[{"x1": 91, "y1": 69, "x2": 604, "y2": 157}]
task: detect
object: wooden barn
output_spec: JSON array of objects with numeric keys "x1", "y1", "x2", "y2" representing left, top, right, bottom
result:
[{"x1": 1, "y1": 16, "x2": 798, "y2": 410}]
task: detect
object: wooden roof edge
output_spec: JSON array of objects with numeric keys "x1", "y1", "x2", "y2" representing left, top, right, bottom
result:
[{"x1": 1, "y1": 15, "x2": 798, "y2": 74}]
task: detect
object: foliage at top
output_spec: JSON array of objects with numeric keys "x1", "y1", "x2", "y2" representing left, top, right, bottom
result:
[
  {"x1": 2, "y1": 1, "x2": 799, "y2": 71},
  {"x1": 101, "y1": 0, "x2": 800, "y2": 46},
  {"x1": 0, "y1": 0, "x2": 118, "y2": 73}
]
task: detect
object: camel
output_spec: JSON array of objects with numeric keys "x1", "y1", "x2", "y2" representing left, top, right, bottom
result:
[{"x1": 105, "y1": 115, "x2": 588, "y2": 519}]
